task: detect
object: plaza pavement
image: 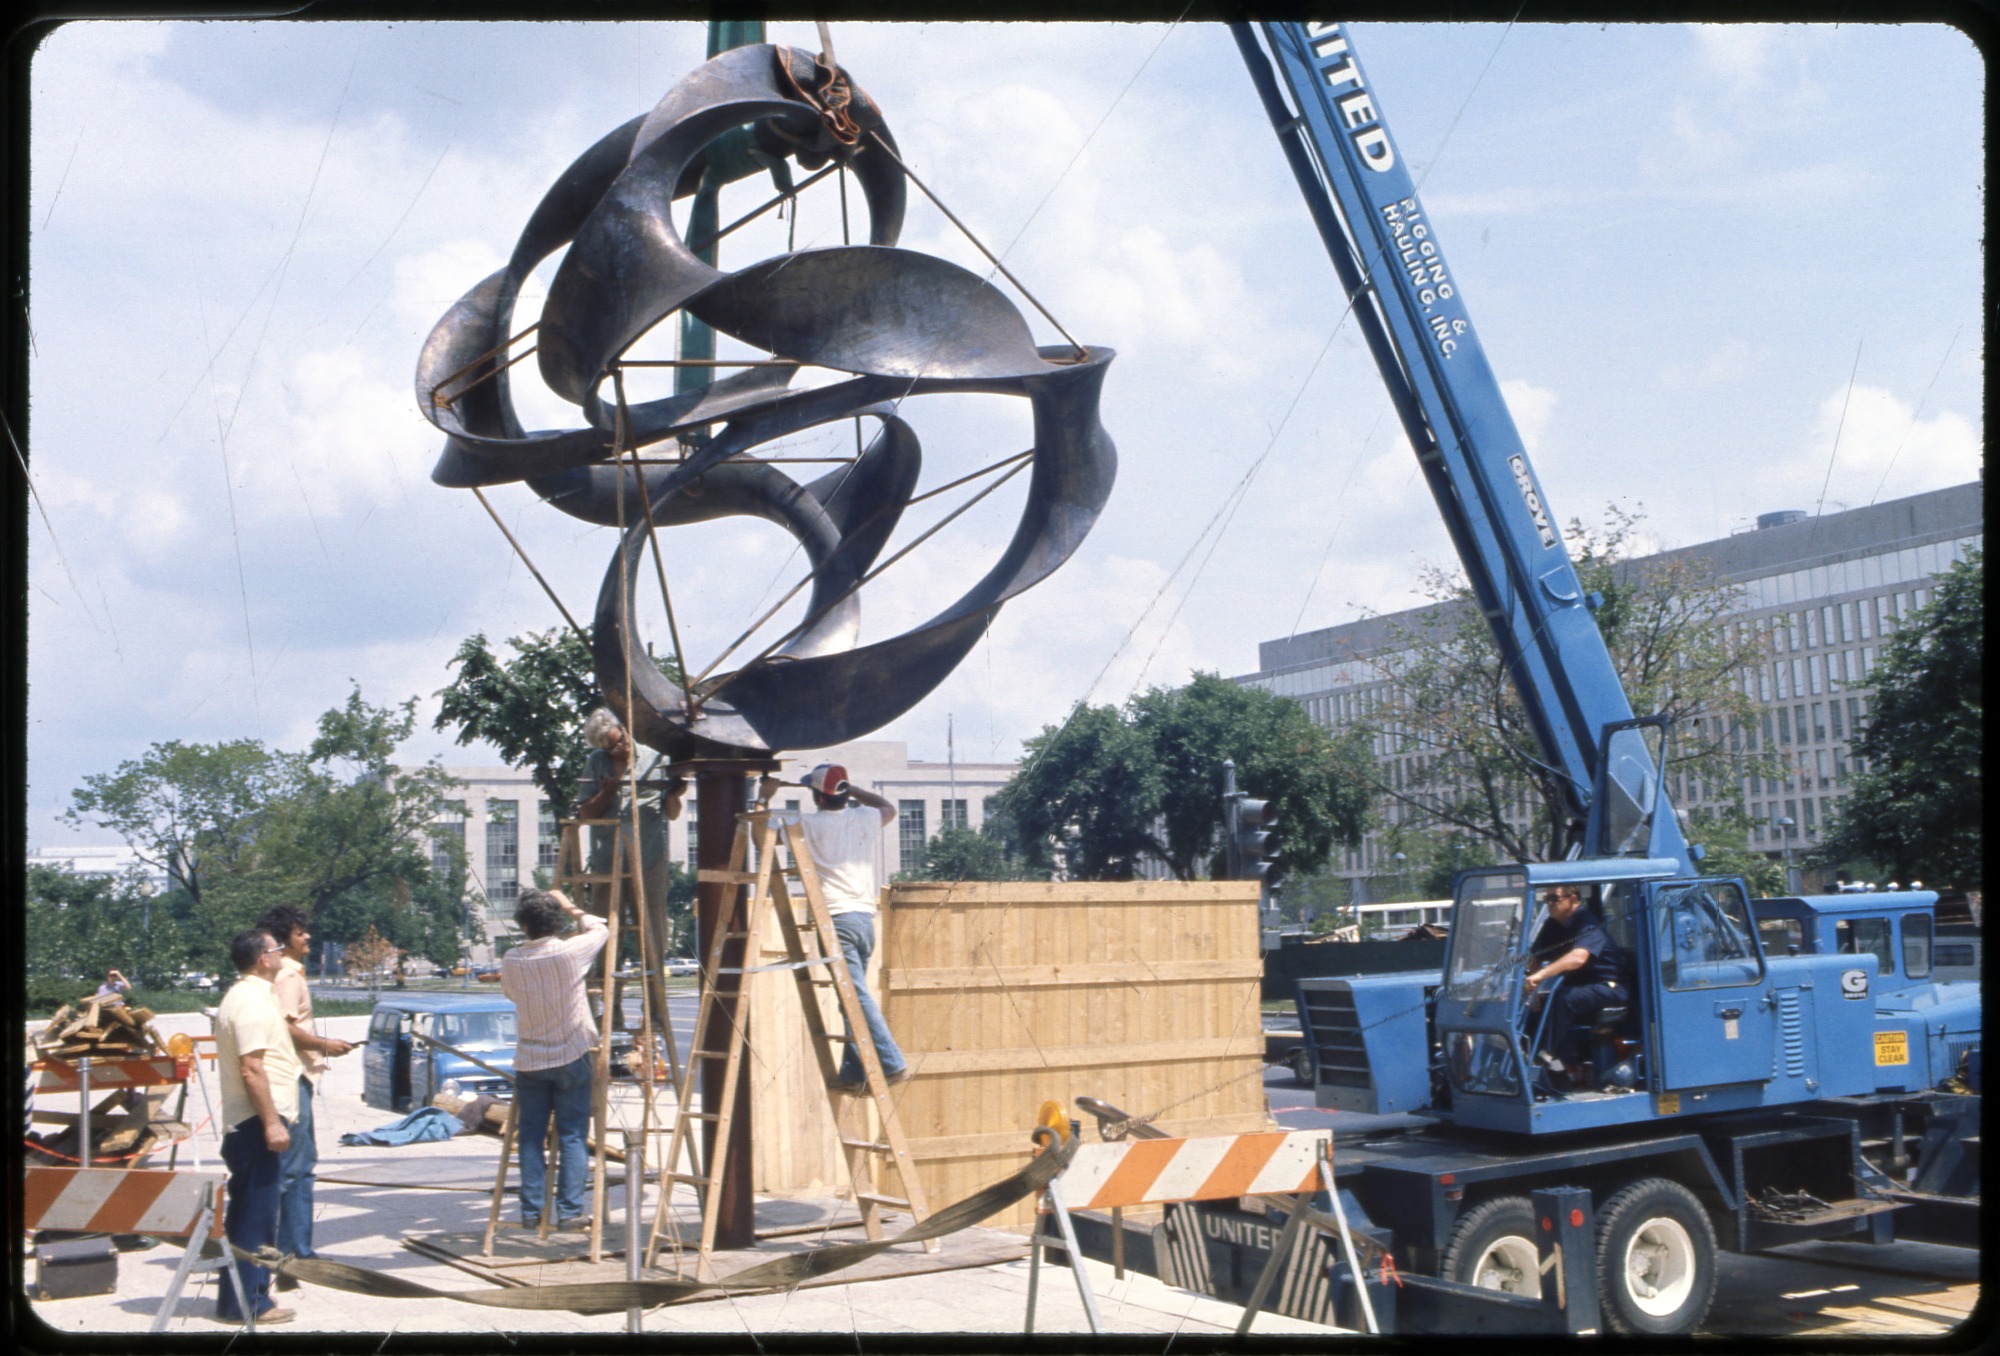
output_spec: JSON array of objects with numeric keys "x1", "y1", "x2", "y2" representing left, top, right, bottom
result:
[{"x1": 24, "y1": 1011, "x2": 1336, "y2": 1341}]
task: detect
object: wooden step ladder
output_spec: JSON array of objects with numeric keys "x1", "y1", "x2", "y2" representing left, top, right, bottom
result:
[
  {"x1": 645, "y1": 806, "x2": 933, "y2": 1279},
  {"x1": 480, "y1": 815, "x2": 688, "y2": 1263}
]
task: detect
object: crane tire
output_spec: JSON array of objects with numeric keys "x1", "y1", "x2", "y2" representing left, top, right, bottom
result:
[
  {"x1": 1439, "y1": 1195, "x2": 1541, "y2": 1299},
  {"x1": 1288, "y1": 1047, "x2": 1313, "y2": 1085},
  {"x1": 1594, "y1": 1177, "x2": 1717, "y2": 1336}
]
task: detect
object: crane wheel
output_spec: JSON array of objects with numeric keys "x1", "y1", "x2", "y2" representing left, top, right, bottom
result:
[
  {"x1": 1439, "y1": 1195, "x2": 1541, "y2": 1299},
  {"x1": 1594, "y1": 1177, "x2": 1717, "y2": 1335}
]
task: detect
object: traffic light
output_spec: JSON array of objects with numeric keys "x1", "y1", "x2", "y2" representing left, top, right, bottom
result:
[
  {"x1": 1232, "y1": 804, "x2": 1280, "y2": 888},
  {"x1": 1226, "y1": 795, "x2": 1280, "y2": 883}
]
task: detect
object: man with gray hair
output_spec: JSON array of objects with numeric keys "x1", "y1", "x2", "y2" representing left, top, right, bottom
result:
[
  {"x1": 211, "y1": 928, "x2": 299, "y2": 1324},
  {"x1": 576, "y1": 708, "x2": 677, "y2": 925}
]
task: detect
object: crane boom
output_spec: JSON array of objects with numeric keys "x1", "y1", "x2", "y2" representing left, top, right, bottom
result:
[{"x1": 1235, "y1": 20, "x2": 1692, "y2": 872}]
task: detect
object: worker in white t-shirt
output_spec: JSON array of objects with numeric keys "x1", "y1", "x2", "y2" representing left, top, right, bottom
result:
[{"x1": 760, "y1": 764, "x2": 909, "y2": 1091}]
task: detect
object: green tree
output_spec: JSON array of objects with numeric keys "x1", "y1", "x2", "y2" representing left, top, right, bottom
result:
[
  {"x1": 907, "y1": 824, "x2": 1027, "y2": 883},
  {"x1": 25, "y1": 865, "x2": 191, "y2": 993},
  {"x1": 1370, "y1": 508, "x2": 1772, "y2": 863},
  {"x1": 1820, "y1": 551, "x2": 1982, "y2": 888},
  {"x1": 434, "y1": 628, "x2": 685, "y2": 818},
  {"x1": 1280, "y1": 870, "x2": 1356, "y2": 927},
  {"x1": 1686, "y1": 806, "x2": 1785, "y2": 898},
  {"x1": 64, "y1": 739, "x2": 289, "y2": 906},
  {"x1": 997, "y1": 702, "x2": 1165, "y2": 880},
  {"x1": 434, "y1": 629, "x2": 601, "y2": 818},
  {"x1": 663, "y1": 862, "x2": 699, "y2": 955},
  {"x1": 64, "y1": 688, "x2": 470, "y2": 972},
  {"x1": 997, "y1": 674, "x2": 1373, "y2": 882}
]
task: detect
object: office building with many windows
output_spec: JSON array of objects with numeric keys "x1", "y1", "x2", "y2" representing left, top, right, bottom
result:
[{"x1": 1238, "y1": 482, "x2": 1982, "y2": 895}]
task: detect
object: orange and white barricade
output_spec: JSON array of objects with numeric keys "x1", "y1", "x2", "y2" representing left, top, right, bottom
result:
[
  {"x1": 34, "y1": 1055, "x2": 201, "y2": 1170},
  {"x1": 34, "y1": 1056, "x2": 190, "y2": 1093},
  {"x1": 23, "y1": 1167, "x2": 255, "y2": 1332},
  {"x1": 1055, "y1": 1128, "x2": 1329, "y2": 1211},
  {"x1": 1025, "y1": 1106, "x2": 1368, "y2": 1335}
]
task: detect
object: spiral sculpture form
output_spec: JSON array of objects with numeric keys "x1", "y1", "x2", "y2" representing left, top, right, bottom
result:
[{"x1": 416, "y1": 44, "x2": 1116, "y2": 761}]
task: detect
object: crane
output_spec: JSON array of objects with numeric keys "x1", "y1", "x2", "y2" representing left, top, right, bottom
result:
[
  {"x1": 1220, "y1": 23, "x2": 1977, "y2": 1334},
  {"x1": 1234, "y1": 21, "x2": 1693, "y2": 874}
]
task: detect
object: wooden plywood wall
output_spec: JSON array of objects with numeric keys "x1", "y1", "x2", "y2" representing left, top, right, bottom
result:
[
  {"x1": 878, "y1": 880, "x2": 1273, "y2": 1228},
  {"x1": 746, "y1": 888, "x2": 852, "y2": 1198}
]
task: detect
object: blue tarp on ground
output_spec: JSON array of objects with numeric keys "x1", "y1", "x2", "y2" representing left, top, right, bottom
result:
[{"x1": 339, "y1": 1107, "x2": 463, "y2": 1146}]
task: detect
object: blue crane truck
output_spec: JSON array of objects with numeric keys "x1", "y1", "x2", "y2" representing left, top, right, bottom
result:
[{"x1": 1225, "y1": 21, "x2": 1980, "y2": 1335}]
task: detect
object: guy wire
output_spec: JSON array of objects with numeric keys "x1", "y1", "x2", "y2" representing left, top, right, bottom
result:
[
  {"x1": 612, "y1": 367, "x2": 698, "y2": 720},
  {"x1": 471, "y1": 486, "x2": 589, "y2": 645}
]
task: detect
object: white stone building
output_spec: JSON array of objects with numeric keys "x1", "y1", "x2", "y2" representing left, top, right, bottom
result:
[{"x1": 435, "y1": 739, "x2": 1017, "y2": 959}]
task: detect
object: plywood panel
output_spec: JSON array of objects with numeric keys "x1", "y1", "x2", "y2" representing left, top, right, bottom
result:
[
  {"x1": 747, "y1": 884, "x2": 849, "y2": 1198},
  {"x1": 879, "y1": 881, "x2": 1272, "y2": 1228}
]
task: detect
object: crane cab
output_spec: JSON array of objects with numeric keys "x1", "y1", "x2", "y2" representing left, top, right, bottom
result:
[{"x1": 1432, "y1": 858, "x2": 1902, "y2": 1135}]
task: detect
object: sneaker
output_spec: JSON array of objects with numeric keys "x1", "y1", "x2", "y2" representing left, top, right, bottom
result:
[
  {"x1": 827, "y1": 1076, "x2": 866, "y2": 1094},
  {"x1": 884, "y1": 1068, "x2": 913, "y2": 1087},
  {"x1": 555, "y1": 1216, "x2": 591, "y2": 1231},
  {"x1": 1533, "y1": 1050, "x2": 1566, "y2": 1075}
]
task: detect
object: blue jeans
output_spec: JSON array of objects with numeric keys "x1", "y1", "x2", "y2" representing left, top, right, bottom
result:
[
  {"x1": 515, "y1": 1054, "x2": 593, "y2": 1222},
  {"x1": 217, "y1": 1115, "x2": 286, "y2": 1321},
  {"x1": 276, "y1": 1076, "x2": 318, "y2": 1258},
  {"x1": 832, "y1": 911, "x2": 905, "y2": 1083}
]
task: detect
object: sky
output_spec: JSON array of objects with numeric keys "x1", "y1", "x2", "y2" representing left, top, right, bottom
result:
[{"x1": 18, "y1": 18, "x2": 1984, "y2": 850}]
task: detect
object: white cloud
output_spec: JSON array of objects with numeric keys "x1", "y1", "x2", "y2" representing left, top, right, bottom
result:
[
  {"x1": 1686, "y1": 24, "x2": 1780, "y2": 94},
  {"x1": 22, "y1": 21, "x2": 1985, "y2": 848},
  {"x1": 392, "y1": 238, "x2": 507, "y2": 330},
  {"x1": 1805, "y1": 384, "x2": 1981, "y2": 505},
  {"x1": 1499, "y1": 378, "x2": 1557, "y2": 451},
  {"x1": 231, "y1": 344, "x2": 429, "y2": 520},
  {"x1": 1661, "y1": 337, "x2": 1759, "y2": 390}
]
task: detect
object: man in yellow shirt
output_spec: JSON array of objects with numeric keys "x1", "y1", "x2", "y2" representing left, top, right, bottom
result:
[
  {"x1": 211, "y1": 929, "x2": 301, "y2": 1325},
  {"x1": 256, "y1": 905, "x2": 356, "y2": 1286}
]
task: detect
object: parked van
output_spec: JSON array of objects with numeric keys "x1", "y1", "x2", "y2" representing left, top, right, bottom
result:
[{"x1": 361, "y1": 994, "x2": 517, "y2": 1113}]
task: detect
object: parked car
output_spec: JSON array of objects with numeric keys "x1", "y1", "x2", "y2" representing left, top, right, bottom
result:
[
  {"x1": 178, "y1": 971, "x2": 219, "y2": 991},
  {"x1": 474, "y1": 965, "x2": 502, "y2": 983},
  {"x1": 361, "y1": 994, "x2": 672, "y2": 1111},
  {"x1": 361, "y1": 995, "x2": 517, "y2": 1112},
  {"x1": 663, "y1": 957, "x2": 699, "y2": 977}
]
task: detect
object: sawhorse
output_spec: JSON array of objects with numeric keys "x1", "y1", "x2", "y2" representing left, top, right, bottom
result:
[
  {"x1": 25, "y1": 1166, "x2": 252, "y2": 1332},
  {"x1": 1024, "y1": 1117, "x2": 1356, "y2": 1335}
]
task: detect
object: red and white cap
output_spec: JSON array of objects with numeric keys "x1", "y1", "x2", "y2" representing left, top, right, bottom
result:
[{"x1": 804, "y1": 764, "x2": 849, "y2": 797}]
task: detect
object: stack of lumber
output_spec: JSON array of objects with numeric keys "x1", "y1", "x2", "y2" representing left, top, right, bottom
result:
[
  {"x1": 26, "y1": 997, "x2": 188, "y2": 1165},
  {"x1": 31, "y1": 995, "x2": 172, "y2": 1061}
]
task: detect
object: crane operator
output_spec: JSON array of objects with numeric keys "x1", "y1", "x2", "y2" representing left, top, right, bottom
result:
[{"x1": 1522, "y1": 883, "x2": 1628, "y2": 1076}]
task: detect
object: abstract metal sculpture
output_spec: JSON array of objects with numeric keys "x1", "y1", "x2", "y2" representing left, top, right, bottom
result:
[{"x1": 417, "y1": 43, "x2": 1115, "y2": 761}]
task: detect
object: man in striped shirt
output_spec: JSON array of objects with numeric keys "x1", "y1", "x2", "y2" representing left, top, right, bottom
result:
[{"x1": 499, "y1": 887, "x2": 606, "y2": 1229}]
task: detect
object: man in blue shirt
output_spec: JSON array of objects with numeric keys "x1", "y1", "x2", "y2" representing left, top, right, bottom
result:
[{"x1": 1524, "y1": 884, "x2": 1628, "y2": 1074}]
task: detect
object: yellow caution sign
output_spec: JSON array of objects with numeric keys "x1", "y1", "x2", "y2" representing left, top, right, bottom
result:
[{"x1": 1874, "y1": 1031, "x2": 1910, "y2": 1066}]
